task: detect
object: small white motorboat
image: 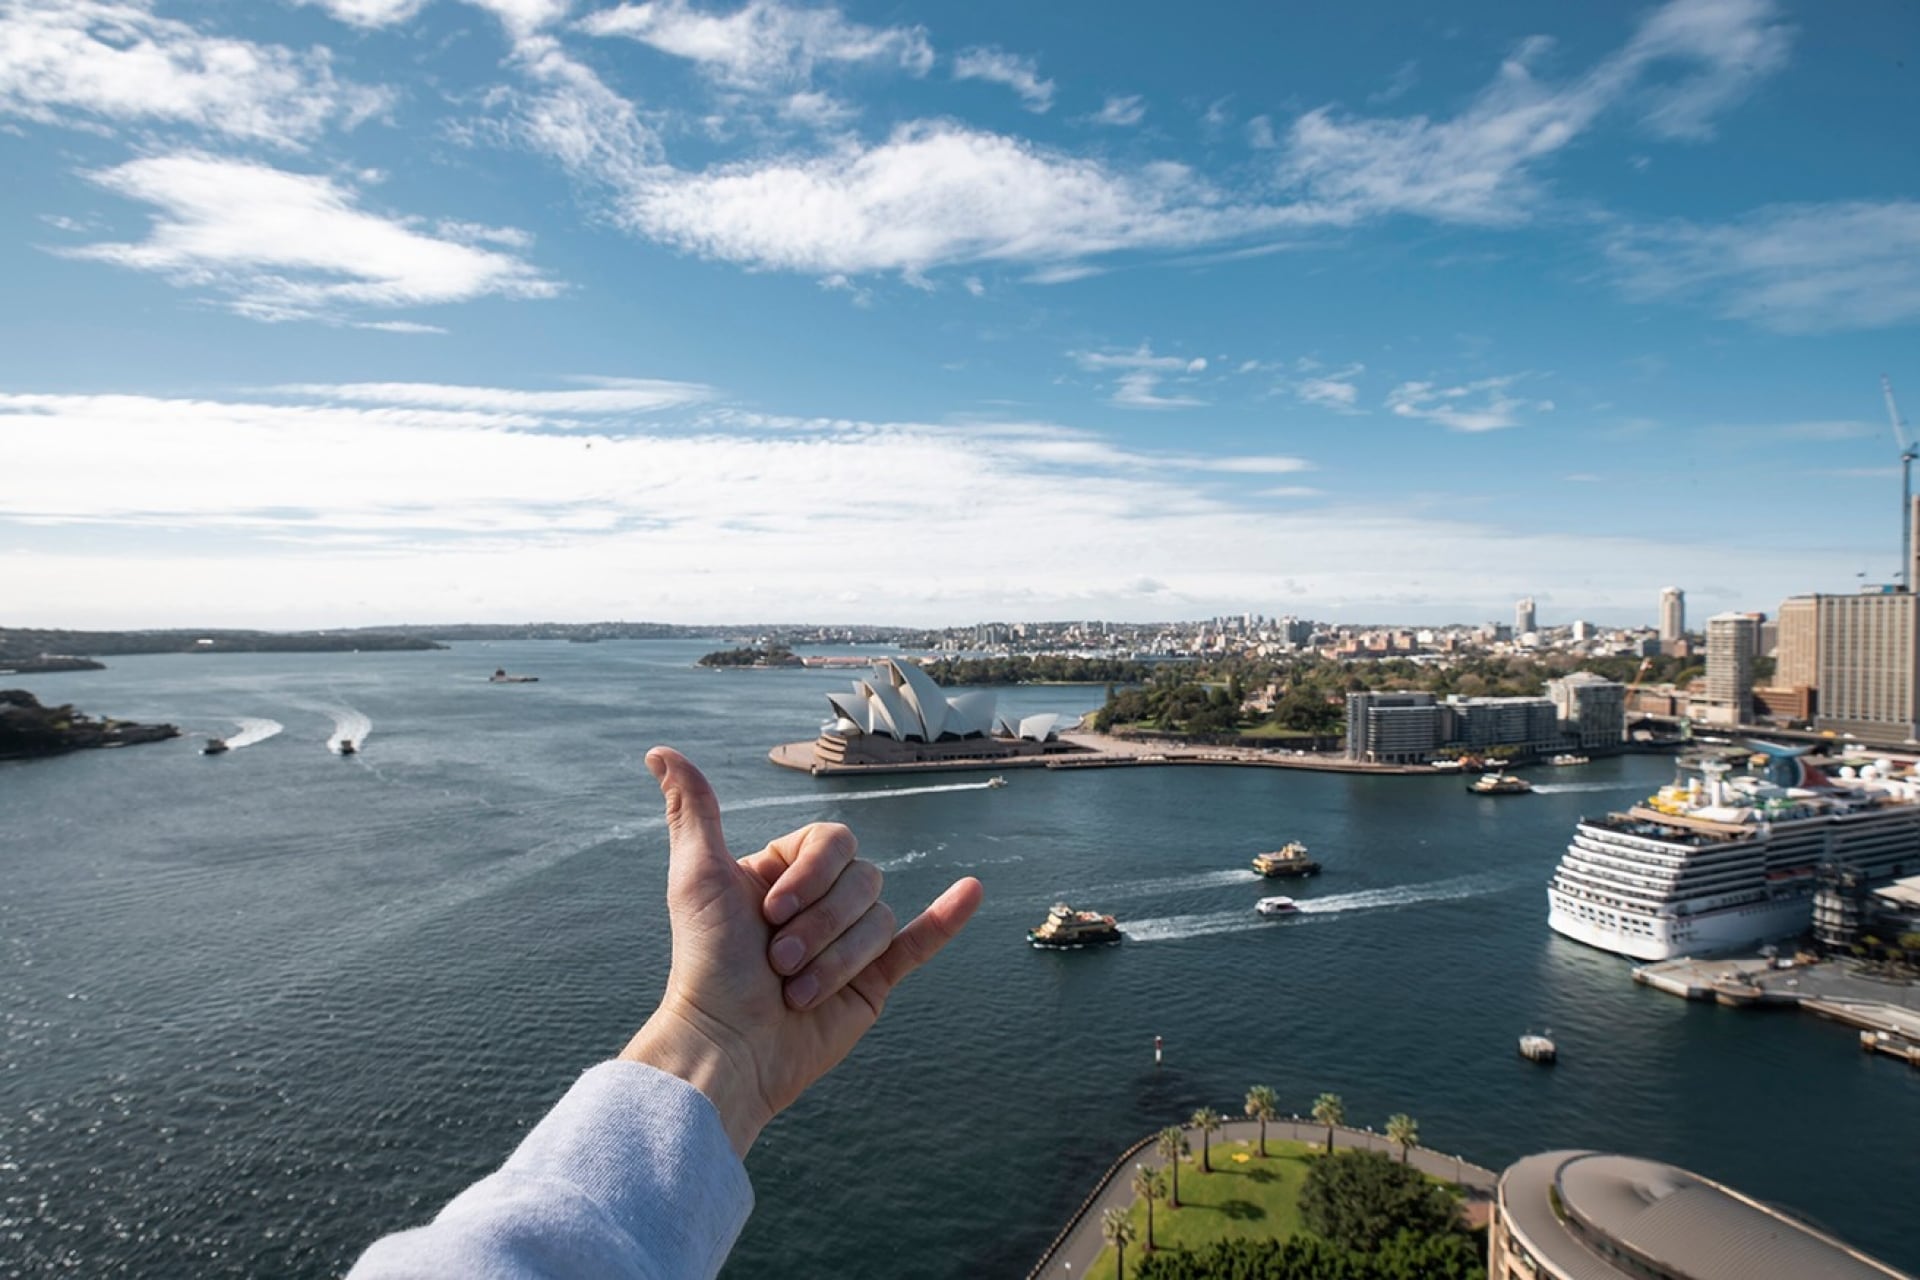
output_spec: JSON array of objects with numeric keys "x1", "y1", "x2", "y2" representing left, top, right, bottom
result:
[{"x1": 1255, "y1": 896, "x2": 1299, "y2": 917}]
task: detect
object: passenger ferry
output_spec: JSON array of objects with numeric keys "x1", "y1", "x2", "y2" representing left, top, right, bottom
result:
[
  {"x1": 1548, "y1": 749, "x2": 1920, "y2": 961},
  {"x1": 1470, "y1": 773, "x2": 1533, "y2": 795},
  {"x1": 1027, "y1": 903, "x2": 1122, "y2": 949},
  {"x1": 1251, "y1": 842, "x2": 1319, "y2": 877}
]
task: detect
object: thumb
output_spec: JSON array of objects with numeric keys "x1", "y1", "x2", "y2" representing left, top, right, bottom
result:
[{"x1": 646, "y1": 747, "x2": 731, "y2": 885}]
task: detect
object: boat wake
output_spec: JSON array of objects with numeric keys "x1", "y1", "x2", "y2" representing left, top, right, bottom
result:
[
  {"x1": 1530, "y1": 782, "x2": 1645, "y2": 795},
  {"x1": 1066, "y1": 867, "x2": 1264, "y2": 901},
  {"x1": 225, "y1": 718, "x2": 284, "y2": 750},
  {"x1": 1123, "y1": 873, "x2": 1507, "y2": 943},
  {"x1": 730, "y1": 780, "x2": 998, "y2": 812},
  {"x1": 327, "y1": 708, "x2": 372, "y2": 753}
]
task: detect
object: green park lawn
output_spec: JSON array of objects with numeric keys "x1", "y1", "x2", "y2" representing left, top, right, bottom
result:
[{"x1": 1085, "y1": 1139, "x2": 1315, "y2": 1280}]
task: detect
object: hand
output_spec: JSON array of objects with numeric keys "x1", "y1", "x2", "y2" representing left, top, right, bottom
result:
[{"x1": 619, "y1": 748, "x2": 983, "y2": 1156}]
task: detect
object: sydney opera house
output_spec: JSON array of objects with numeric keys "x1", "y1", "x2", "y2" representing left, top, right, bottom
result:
[{"x1": 810, "y1": 658, "x2": 1086, "y2": 769}]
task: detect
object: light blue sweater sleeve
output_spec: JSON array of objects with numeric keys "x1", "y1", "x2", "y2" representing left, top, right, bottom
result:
[{"x1": 349, "y1": 1061, "x2": 754, "y2": 1280}]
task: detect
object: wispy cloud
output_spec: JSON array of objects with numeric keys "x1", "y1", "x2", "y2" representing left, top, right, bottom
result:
[
  {"x1": 1607, "y1": 200, "x2": 1920, "y2": 333},
  {"x1": 1385, "y1": 375, "x2": 1551, "y2": 432},
  {"x1": 1293, "y1": 362, "x2": 1366, "y2": 413},
  {"x1": 62, "y1": 153, "x2": 558, "y2": 323},
  {"x1": 293, "y1": 0, "x2": 429, "y2": 27},
  {"x1": 1088, "y1": 94, "x2": 1146, "y2": 127},
  {"x1": 952, "y1": 47, "x2": 1053, "y2": 113},
  {"x1": 1072, "y1": 344, "x2": 1210, "y2": 409},
  {"x1": 0, "y1": 0, "x2": 391, "y2": 147},
  {"x1": 275, "y1": 379, "x2": 715, "y2": 414},
  {"x1": 1280, "y1": 0, "x2": 1790, "y2": 225},
  {"x1": 580, "y1": 0, "x2": 931, "y2": 89}
]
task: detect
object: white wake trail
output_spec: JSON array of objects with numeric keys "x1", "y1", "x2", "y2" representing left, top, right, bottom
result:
[
  {"x1": 225, "y1": 717, "x2": 283, "y2": 749},
  {"x1": 730, "y1": 780, "x2": 997, "y2": 811},
  {"x1": 1530, "y1": 782, "x2": 1647, "y2": 795},
  {"x1": 1063, "y1": 867, "x2": 1264, "y2": 901},
  {"x1": 1123, "y1": 873, "x2": 1507, "y2": 943}
]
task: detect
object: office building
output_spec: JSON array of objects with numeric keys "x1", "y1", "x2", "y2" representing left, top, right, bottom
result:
[
  {"x1": 1569, "y1": 619, "x2": 1594, "y2": 642},
  {"x1": 1515, "y1": 597, "x2": 1537, "y2": 637},
  {"x1": 1444, "y1": 695, "x2": 1561, "y2": 754},
  {"x1": 1815, "y1": 590, "x2": 1920, "y2": 741},
  {"x1": 1699, "y1": 612, "x2": 1759, "y2": 725},
  {"x1": 1777, "y1": 595, "x2": 1818, "y2": 691},
  {"x1": 1659, "y1": 587, "x2": 1685, "y2": 648},
  {"x1": 1546, "y1": 672, "x2": 1626, "y2": 749},
  {"x1": 1344, "y1": 692, "x2": 1444, "y2": 764}
]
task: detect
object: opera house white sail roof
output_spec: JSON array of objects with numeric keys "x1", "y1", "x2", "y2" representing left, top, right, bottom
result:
[{"x1": 824, "y1": 659, "x2": 1074, "y2": 743}]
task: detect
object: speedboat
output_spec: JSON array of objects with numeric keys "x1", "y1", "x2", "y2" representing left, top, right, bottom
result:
[
  {"x1": 337, "y1": 739, "x2": 357, "y2": 756},
  {"x1": 986, "y1": 776, "x2": 1007, "y2": 788},
  {"x1": 202, "y1": 737, "x2": 229, "y2": 755},
  {"x1": 1255, "y1": 896, "x2": 1299, "y2": 917}
]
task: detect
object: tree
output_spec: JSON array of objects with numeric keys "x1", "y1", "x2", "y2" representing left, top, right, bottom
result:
[
  {"x1": 1132, "y1": 1164, "x2": 1167, "y2": 1251},
  {"x1": 1312, "y1": 1092, "x2": 1345, "y2": 1154},
  {"x1": 1299, "y1": 1150, "x2": 1464, "y2": 1255},
  {"x1": 1244, "y1": 1085, "x2": 1278, "y2": 1157},
  {"x1": 1190, "y1": 1107, "x2": 1224, "y2": 1173},
  {"x1": 1156, "y1": 1126, "x2": 1190, "y2": 1206},
  {"x1": 1385, "y1": 1113, "x2": 1419, "y2": 1165},
  {"x1": 1102, "y1": 1207, "x2": 1136, "y2": 1279}
]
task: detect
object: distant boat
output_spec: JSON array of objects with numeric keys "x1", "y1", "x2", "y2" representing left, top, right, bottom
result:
[
  {"x1": 489, "y1": 668, "x2": 539, "y2": 684},
  {"x1": 1255, "y1": 896, "x2": 1300, "y2": 917},
  {"x1": 1470, "y1": 773, "x2": 1533, "y2": 795},
  {"x1": 202, "y1": 737, "x2": 229, "y2": 755},
  {"x1": 1027, "y1": 903, "x2": 1122, "y2": 949},
  {"x1": 338, "y1": 739, "x2": 357, "y2": 756},
  {"x1": 1519, "y1": 1032, "x2": 1557, "y2": 1063},
  {"x1": 1548, "y1": 753, "x2": 1591, "y2": 767},
  {"x1": 986, "y1": 775, "x2": 1008, "y2": 788},
  {"x1": 1251, "y1": 842, "x2": 1320, "y2": 877}
]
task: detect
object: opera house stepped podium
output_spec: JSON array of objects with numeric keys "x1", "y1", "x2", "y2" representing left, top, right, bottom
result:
[{"x1": 796, "y1": 658, "x2": 1087, "y2": 773}]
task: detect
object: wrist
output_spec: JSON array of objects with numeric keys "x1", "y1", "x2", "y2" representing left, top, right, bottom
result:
[{"x1": 619, "y1": 1001, "x2": 770, "y2": 1158}]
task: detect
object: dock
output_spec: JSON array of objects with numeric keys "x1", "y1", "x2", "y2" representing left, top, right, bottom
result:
[{"x1": 1634, "y1": 955, "x2": 1920, "y2": 1043}]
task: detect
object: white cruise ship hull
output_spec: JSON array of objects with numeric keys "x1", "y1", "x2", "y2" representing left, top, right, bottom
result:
[{"x1": 1547, "y1": 886, "x2": 1812, "y2": 962}]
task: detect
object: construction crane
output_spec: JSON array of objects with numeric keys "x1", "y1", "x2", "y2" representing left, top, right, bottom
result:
[{"x1": 1884, "y1": 375, "x2": 1916, "y2": 589}]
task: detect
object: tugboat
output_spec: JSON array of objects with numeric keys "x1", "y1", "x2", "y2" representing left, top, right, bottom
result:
[
  {"x1": 1027, "y1": 903, "x2": 1122, "y2": 949},
  {"x1": 202, "y1": 737, "x2": 229, "y2": 755},
  {"x1": 1469, "y1": 773, "x2": 1532, "y2": 795},
  {"x1": 1255, "y1": 895, "x2": 1300, "y2": 917},
  {"x1": 337, "y1": 739, "x2": 358, "y2": 756},
  {"x1": 1251, "y1": 842, "x2": 1320, "y2": 877}
]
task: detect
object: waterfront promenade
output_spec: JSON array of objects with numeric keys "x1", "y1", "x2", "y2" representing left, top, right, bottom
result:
[
  {"x1": 770, "y1": 731, "x2": 1436, "y2": 777},
  {"x1": 1026, "y1": 1117, "x2": 1496, "y2": 1279}
]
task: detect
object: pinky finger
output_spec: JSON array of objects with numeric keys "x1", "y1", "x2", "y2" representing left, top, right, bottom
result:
[{"x1": 867, "y1": 876, "x2": 984, "y2": 994}]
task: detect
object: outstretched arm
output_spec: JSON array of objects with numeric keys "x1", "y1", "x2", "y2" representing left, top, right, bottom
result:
[{"x1": 349, "y1": 748, "x2": 982, "y2": 1278}]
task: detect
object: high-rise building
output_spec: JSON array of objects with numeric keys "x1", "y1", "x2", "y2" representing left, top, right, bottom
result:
[
  {"x1": 1815, "y1": 591, "x2": 1920, "y2": 741},
  {"x1": 1570, "y1": 619, "x2": 1594, "y2": 642},
  {"x1": 1778, "y1": 595, "x2": 1818, "y2": 690},
  {"x1": 1547, "y1": 672, "x2": 1627, "y2": 748},
  {"x1": 1659, "y1": 587, "x2": 1685, "y2": 645},
  {"x1": 1701, "y1": 612, "x2": 1759, "y2": 725},
  {"x1": 1515, "y1": 597, "x2": 1537, "y2": 636},
  {"x1": 1345, "y1": 692, "x2": 1442, "y2": 764}
]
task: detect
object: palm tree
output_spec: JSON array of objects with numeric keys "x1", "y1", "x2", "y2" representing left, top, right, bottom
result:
[
  {"x1": 1190, "y1": 1107, "x2": 1224, "y2": 1173},
  {"x1": 1156, "y1": 1126, "x2": 1189, "y2": 1206},
  {"x1": 1102, "y1": 1206, "x2": 1136, "y2": 1279},
  {"x1": 1131, "y1": 1164, "x2": 1166, "y2": 1251},
  {"x1": 1311, "y1": 1092, "x2": 1345, "y2": 1154},
  {"x1": 1243, "y1": 1085, "x2": 1277, "y2": 1157},
  {"x1": 1386, "y1": 1113, "x2": 1420, "y2": 1164}
]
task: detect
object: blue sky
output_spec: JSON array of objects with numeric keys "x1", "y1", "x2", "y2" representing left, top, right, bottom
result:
[{"x1": 2, "y1": 0, "x2": 1917, "y2": 628}]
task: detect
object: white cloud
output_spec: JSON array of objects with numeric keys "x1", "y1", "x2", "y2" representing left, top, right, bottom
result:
[
  {"x1": 504, "y1": 35, "x2": 663, "y2": 188},
  {"x1": 293, "y1": 0, "x2": 429, "y2": 27},
  {"x1": 952, "y1": 46, "x2": 1053, "y2": 113},
  {"x1": 1294, "y1": 362, "x2": 1365, "y2": 413},
  {"x1": 778, "y1": 89, "x2": 856, "y2": 128},
  {"x1": 1280, "y1": 0, "x2": 1790, "y2": 225},
  {"x1": 1385, "y1": 375, "x2": 1549, "y2": 433},
  {"x1": 580, "y1": 0, "x2": 931, "y2": 89},
  {"x1": 1072, "y1": 344, "x2": 1210, "y2": 410},
  {"x1": 616, "y1": 121, "x2": 1302, "y2": 277},
  {"x1": 0, "y1": 385, "x2": 1846, "y2": 628},
  {"x1": 63, "y1": 153, "x2": 558, "y2": 322},
  {"x1": 1607, "y1": 200, "x2": 1920, "y2": 333},
  {"x1": 1244, "y1": 114, "x2": 1276, "y2": 149},
  {"x1": 0, "y1": 0, "x2": 391, "y2": 147},
  {"x1": 1089, "y1": 94, "x2": 1145, "y2": 127},
  {"x1": 275, "y1": 379, "x2": 715, "y2": 413}
]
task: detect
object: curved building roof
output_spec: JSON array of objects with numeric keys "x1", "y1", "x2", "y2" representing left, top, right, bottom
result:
[
  {"x1": 1500, "y1": 1150, "x2": 1907, "y2": 1280},
  {"x1": 821, "y1": 659, "x2": 1072, "y2": 743}
]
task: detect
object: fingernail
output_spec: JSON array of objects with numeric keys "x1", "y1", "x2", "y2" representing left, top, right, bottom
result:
[
  {"x1": 770, "y1": 935, "x2": 805, "y2": 975},
  {"x1": 644, "y1": 751, "x2": 666, "y2": 782},
  {"x1": 786, "y1": 972, "x2": 819, "y2": 1008},
  {"x1": 767, "y1": 893, "x2": 800, "y2": 925}
]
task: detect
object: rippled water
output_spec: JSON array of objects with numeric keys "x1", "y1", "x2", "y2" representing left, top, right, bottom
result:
[{"x1": 4, "y1": 642, "x2": 1917, "y2": 1277}]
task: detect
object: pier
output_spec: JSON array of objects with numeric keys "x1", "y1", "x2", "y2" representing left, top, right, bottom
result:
[{"x1": 1634, "y1": 955, "x2": 1920, "y2": 1045}]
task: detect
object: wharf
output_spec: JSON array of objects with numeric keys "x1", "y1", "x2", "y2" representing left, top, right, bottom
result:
[
  {"x1": 769, "y1": 732, "x2": 1437, "y2": 777},
  {"x1": 1634, "y1": 956, "x2": 1920, "y2": 1045}
]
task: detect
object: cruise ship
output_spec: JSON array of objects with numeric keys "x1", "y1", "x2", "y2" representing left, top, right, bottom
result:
[{"x1": 1548, "y1": 748, "x2": 1920, "y2": 960}]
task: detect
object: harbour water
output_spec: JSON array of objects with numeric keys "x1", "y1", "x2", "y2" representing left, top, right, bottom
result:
[{"x1": 4, "y1": 641, "x2": 1918, "y2": 1277}]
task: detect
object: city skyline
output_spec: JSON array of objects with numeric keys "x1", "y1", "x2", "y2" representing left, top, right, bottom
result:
[{"x1": 3, "y1": 0, "x2": 1917, "y2": 628}]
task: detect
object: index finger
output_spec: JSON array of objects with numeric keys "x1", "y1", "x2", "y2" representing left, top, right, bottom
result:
[{"x1": 865, "y1": 876, "x2": 984, "y2": 993}]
